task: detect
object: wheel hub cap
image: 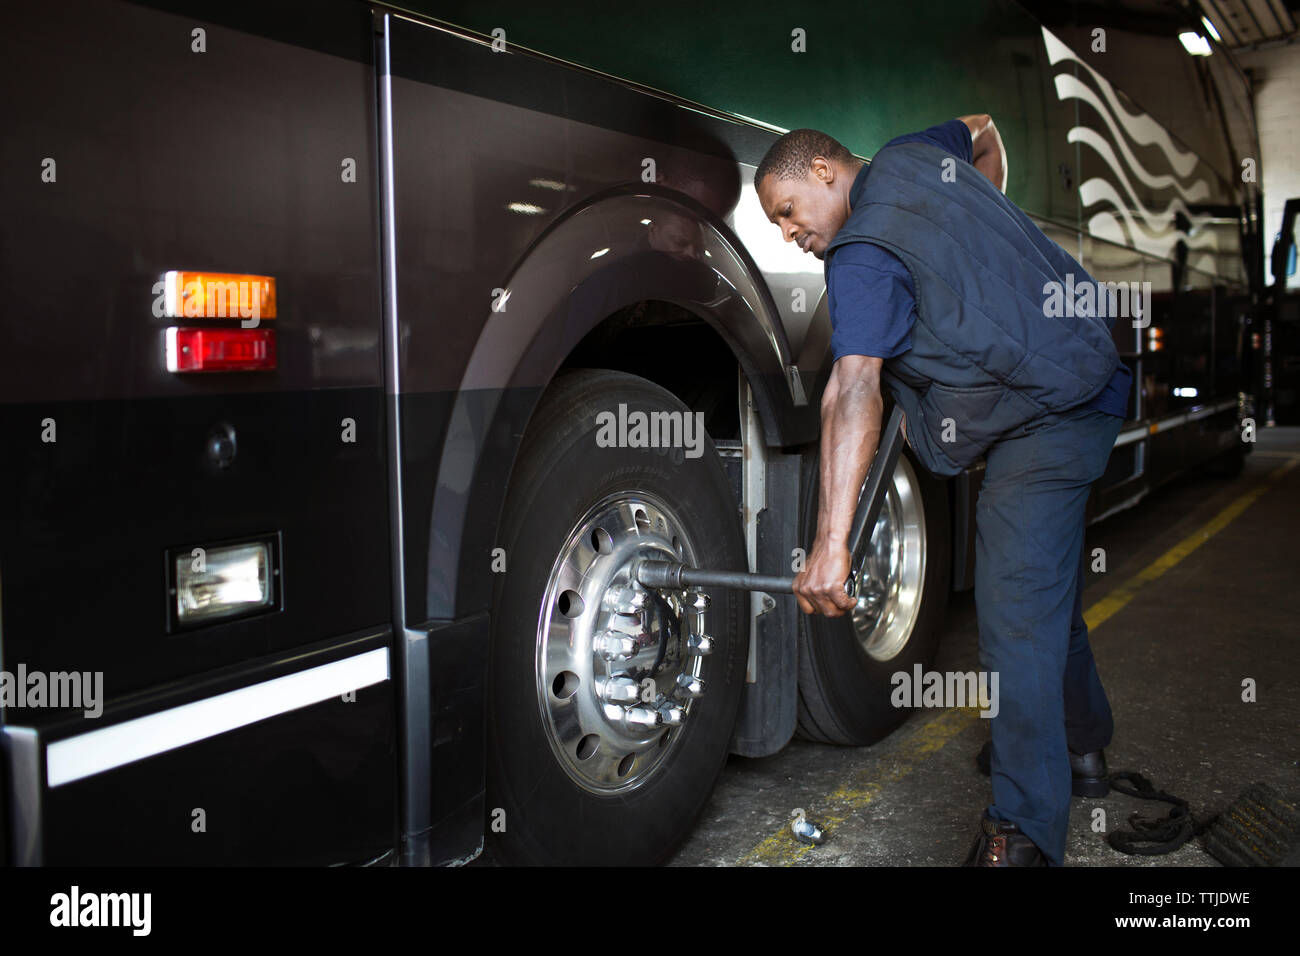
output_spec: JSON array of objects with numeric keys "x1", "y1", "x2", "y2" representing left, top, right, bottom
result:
[
  {"x1": 536, "y1": 492, "x2": 710, "y2": 794},
  {"x1": 850, "y1": 455, "x2": 926, "y2": 661}
]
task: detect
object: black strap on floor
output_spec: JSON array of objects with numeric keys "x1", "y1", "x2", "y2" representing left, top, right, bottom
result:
[{"x1": 1105, "y1": 771, "x2": 1216, "y2": 856}]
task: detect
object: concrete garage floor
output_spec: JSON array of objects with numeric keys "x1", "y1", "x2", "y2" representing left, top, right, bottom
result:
[{"x1": 667, "y1": 427, "x2": 1300, "y2": 867}]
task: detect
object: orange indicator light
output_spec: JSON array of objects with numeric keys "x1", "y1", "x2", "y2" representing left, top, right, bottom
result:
[{"x1": 161, "y1": 271, "x2": 276, "y2": 320}]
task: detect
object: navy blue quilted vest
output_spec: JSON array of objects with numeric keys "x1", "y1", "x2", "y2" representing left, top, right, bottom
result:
[{"x1": 823, "y1": 141, "x2": 1119, "y2": 477}]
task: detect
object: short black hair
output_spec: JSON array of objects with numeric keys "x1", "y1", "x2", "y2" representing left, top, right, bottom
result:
[{"x1": 754, "y1": 129, "x2": 854, "y2": 193}]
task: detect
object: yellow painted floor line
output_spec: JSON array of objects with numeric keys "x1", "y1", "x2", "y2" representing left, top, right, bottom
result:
[
  {"x1": 737, "y1": 707, "x2": 983, "y2": 865},
  {"x1": 1084, "y1": 456, "x2": 1297, "y2": 632},
  {"x1": 735, "y1": 455, "x2": 1296, "y2": 866}
]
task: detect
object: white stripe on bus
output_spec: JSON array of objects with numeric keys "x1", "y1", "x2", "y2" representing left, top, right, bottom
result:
[
  {"x1": 45, "y1": 647, "x2": 390, "y2": 787},
  {"x1": 1112, "y1": 397, "x2": 1237, "y2": 448}
]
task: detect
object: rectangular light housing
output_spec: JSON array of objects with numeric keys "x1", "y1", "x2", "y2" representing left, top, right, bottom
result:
[
  {"x1": 161, "y1": 271, "x2": 276, "y2": 320},
  {"x1": 173, "y1": 540, "x2": 276, "y2": 627},
  {"x1": 166, "y1": 327, "x2": 276, "y2": 372}
]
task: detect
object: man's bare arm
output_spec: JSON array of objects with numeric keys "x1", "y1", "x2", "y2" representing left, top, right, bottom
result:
[
  {"x1": 958, "y1": 113, "x2": 1007, "y2": 193},
  {"x1": 793, "y1": 354, "x2": 884, "y2": 617}
]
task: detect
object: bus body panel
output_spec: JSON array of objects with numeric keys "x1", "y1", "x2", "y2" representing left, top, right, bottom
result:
[
  {"x1": 10, "y1": 631, "x2": 396, "y2": 866},
  {"x1": 2, "y1": 0, "x2": 396, "y2": 865}
]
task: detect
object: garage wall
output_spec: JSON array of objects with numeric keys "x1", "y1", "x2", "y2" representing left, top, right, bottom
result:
[
  {"x1": 1240, "y1": 43, "x2": 1300, "y2": 290},
  {"x1": 404, "y1": 0, "x2": 1074, "y2": 224}
]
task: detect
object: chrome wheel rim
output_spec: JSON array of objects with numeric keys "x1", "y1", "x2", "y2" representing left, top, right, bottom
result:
[
  {"x1": 851, "y1": 454, "x2": 926, "y2": 662},
  {"x1": 535, "y1": 491, "x2": 707, "y2": 795}
]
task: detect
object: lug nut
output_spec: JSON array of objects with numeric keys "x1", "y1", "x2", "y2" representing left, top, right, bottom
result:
[
  {"x1": 855, "y1": 587, "x2": 884, "y2": 613},
  {"x1": 607, "y1": 583, "x2": 649, "y2": 616},
  {"x1": 686, "y1": 632, "x2": 713, "y2": 656},
  {"x1": 689, "y1": 592, "x2": 710, "y2": 613},
  {"x1": 594, "y1": 630, "x2": 637, "y2": 661},
  {"x1": 623, "y1": 706, "x2": 662, "y2": 729},
  {"x1": 602, "y1": 677, "x2": 641, "y2": 704},
  {"x1": 674, "y1": 673, "x2": 705, "y2": 700},
  {"x1": 656, "y1": 702, "x2": 685, "y2": 726}
]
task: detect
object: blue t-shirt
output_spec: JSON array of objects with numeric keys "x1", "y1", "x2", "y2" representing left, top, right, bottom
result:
[{"x1": 826, "y1": 118, "x2": 1132, "y2": 419}]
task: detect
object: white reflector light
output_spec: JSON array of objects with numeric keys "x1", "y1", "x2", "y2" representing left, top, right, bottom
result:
[{"x1": 176, "y1": 542, "x2": 272, "y2": 624}]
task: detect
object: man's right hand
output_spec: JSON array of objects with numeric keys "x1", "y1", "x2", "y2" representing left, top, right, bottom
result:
[
  {"x1": 801, "y1": 354, "x2": 885, "y2": 616},
  {"x1": 793, "y1": 538, "x2": 856, "y2": 617}
]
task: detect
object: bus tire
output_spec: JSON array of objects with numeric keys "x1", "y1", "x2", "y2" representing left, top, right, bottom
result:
[
  {"x1": 486, "y1": 369, "x2": 747, "y2": 865},
  {"x1": 794, "y1": 444, "x2": 952, "y2": 746}
]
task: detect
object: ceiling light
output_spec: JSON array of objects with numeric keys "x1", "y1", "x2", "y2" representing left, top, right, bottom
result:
[{"x1": 1179, "y1": 31, "x2": 1212, "y2": 56}]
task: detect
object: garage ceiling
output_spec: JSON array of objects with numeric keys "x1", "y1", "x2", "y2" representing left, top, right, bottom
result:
[
  {"x1": 1201, "y1": 0, "x2": 1298, "y2": 47},
  {"x1": 1017, "y1": 0, "x2": 1298, "y2": 50}
]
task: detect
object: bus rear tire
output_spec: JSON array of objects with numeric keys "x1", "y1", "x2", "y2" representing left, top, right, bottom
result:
[{"x1": 794, "y1": 445, "x2": 952, "y2": 746}]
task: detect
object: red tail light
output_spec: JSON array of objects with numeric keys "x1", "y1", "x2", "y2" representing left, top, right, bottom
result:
[{"x1": 166, "y1": 327, "x2": 277, "y2": 372}]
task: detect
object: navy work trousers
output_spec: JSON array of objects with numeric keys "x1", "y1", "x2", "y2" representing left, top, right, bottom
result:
[{"x1": 975, "y1": 404, "x2": 1123, "y2": 866}]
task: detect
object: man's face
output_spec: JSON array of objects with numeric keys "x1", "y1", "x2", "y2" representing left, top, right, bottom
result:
[{"x1": 757, "y1": 157, "x2": 847, "y2": 261}]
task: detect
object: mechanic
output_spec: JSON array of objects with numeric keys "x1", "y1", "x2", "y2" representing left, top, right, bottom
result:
[{"x1": 753, "y1": 116, "x2": 1133, "y2": 866}]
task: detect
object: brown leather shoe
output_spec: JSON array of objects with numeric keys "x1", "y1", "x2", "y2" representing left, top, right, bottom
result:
[{"x1": 962, "y1": 812, "x2": 1048, "y2": 866}]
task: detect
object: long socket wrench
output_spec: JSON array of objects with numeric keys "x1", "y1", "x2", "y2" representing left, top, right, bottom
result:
[{"x1": 635, "y1": 404, "x2": 906, "y2": 597}]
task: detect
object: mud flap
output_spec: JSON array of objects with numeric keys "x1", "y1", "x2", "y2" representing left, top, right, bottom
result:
[{"x1": 729, "y1": 454, "x2": 800, "y2": 757}]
